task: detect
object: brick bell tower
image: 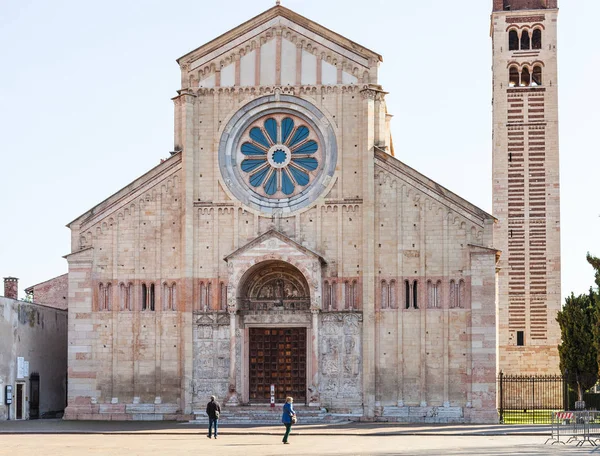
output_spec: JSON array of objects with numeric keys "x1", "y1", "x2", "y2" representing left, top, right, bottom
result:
[{"x1": 491, "y1": 0, "x2": 561, "y2": 374}]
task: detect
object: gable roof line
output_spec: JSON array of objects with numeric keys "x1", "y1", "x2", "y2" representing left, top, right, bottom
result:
[
  {"x1": 375, "y1": 149, "x2": 495, "y2": 223},
  {"x1": 224, "y1": 229, "x2": 326, "y2": 264},
  {"x1": 177, "y1": 5, "x2": 382, "y2": 65},
  {"x1": 66, "y1": 152, "x2": 182, "y2": 228}
]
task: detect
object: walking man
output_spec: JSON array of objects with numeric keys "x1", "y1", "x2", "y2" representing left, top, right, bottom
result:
[{"x1": 206, "y1": 395, "x2": 221, "y2": 439}]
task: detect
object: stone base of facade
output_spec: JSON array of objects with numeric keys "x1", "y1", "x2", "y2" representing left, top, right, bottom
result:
[
  {"x1": 64, "y1": 403, "x2": 192, "y2": 421},
  {"x1": 378, "y1": 406, "x2": 498, "y2": 424}
]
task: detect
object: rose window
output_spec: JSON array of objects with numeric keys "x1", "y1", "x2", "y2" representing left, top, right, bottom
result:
[{"x1": 239, "y1": 115, "x2": 321, "y2": 198}]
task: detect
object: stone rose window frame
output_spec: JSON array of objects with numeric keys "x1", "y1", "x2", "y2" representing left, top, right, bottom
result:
[{"x1": 219, "y1": 94, "x2": 338, "y2": 215}]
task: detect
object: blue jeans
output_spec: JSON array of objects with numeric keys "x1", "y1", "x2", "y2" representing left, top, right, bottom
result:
[{"x1": 208, "y1": 418, "x2": 218, "y2": 437}]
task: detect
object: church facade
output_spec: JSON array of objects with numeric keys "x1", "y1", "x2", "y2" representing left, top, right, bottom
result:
[{"x1": 64, "y1": 4, "x2": 501, "y2": 423}]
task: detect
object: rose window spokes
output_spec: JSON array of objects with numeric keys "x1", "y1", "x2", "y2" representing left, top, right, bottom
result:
[{"x1": 240, "y1": 117, "x2": 319, "y2": 197}]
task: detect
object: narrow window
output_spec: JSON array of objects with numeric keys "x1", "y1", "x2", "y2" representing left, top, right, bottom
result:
[
  {"x1": 106, "y1": 283, "x2": 112, "y2": 311},
  {"x1": 324, "y1": 281, "x2": 331, "y2": 310},
  {"x1": 331, "y1": 281, "x2": 337, "y2": 310},
  {"x1": 520, "y1": 67, "x2": 531, "y2": 87},
  {"x1": 509, "y1": 66, "x2": 519, "y2": 87},
  {"x1": 412, "y1": 281, "x2": 418, "y2": 309},
  {"x1": 149, "y1": 283, "x2": 155, "y2": 311},
  {"x1": 142, "y1": 283, "x2": 148, "y2": 311},
  {"x1": 389, "y1": 280, "x2": 397, "y2": 309},
  {"x1": 508, "y1": 30, "x2": 519, "y2": 51},
  {"x1": 449, "y1": 280, "x2": 456, "y2": 308},
  {"x1": 126, "y1": 283, "x2": 132, "y2": 311},
  {"x1": 220, "y1": 282, "x2": 227, "y2": 311},
  {"x1": 163, "y1": 283, "x2": 169, "y2": 311},
  {"x1": 344, "y1": 281, "x2": 351, "y2": 310},
  {"x1": 381, "y1": 281, "x2": 388, "y2": 309},
  {"x1": 435, "y1": 281, "x2": 442, "y2": 308},
  {"x1": 199, "y1": 282, "x2": 205, "y2": 311},
  {"x1": 120, "y1": 283, "x2": 126, "y2": 311},
  {"x1": 171, "y1": 283, "x2": 177, "y2": 311},
  {"x1": 427, "y1": 280, "x2": 433, "y2": 308},
  {"x1": 98, "y1": 283, "x2": 105, "y2": 311},
  {"x1": 532, "y1": 66, "x2": 542, "y2": 86},
  {"x1": 206, "y1": 282, "x2": 212, "y2": 311},
  {"x1": 532, "y1": 29, "x2": 542, "y2": 50},
  {"x1": 517, "y1": 331, "x2": 524, "y2": 346},
  {"x1": 405, "y1": 280, "x2": 410, "y2": 309},
  {"x1": 520, "y1": 30, "x2": 530, "y2": 50},
  {"x1": 352, "y1": 280, "x2": 359, "y2": 310},
  {"x1": 458, "y1": 280, "x2": 466, "y2": 309}
]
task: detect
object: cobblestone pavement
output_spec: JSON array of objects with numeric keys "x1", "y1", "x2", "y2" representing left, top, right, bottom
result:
[{"x1": 0, "y1": 433, "x2": 597, "y2": 456}]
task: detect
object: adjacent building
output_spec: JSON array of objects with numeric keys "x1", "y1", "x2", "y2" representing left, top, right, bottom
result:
[{"x1": 0, "y1": 277, "x2": 68, "y2": 420}]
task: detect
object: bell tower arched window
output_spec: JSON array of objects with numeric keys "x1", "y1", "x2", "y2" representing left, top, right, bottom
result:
[
  {"x1": 508, "y1": 30, "x2": 519, "y2": 51},
  {"x1": 532, "y1": 29, "x2": 542, "y2": 50},
  {"x1": 520, "y1": 30, "x2": 531, "y2": 50}
]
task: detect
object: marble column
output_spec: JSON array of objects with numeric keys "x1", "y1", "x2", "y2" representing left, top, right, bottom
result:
[
  {"x1": 226, "y1": 309, "x2": 239, "y2": 406},
  {"x1": 309, "y1": 308, "x2": 320, "y2": 406}
]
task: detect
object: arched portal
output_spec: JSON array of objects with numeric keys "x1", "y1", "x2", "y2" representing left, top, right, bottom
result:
[
  {"x1": 238, "y1": 260, "x2": 311, "y2": 311},
  {"x1": 238, "y1": 260, "x2": 310, "y2": 403}
]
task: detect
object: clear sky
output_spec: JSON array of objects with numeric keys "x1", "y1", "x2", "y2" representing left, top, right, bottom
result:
[{"x1": 0, "y1": 0, "x2": 598, "y2": 300}]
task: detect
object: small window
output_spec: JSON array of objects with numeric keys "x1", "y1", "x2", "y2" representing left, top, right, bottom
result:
[
  {"x1": 520, "y1": 30, "x2": 531, "y2": 50},
  {"x1": 509, "y1": 66, "x2": 519, "y2": 87},
  {"x1": 405, "y1": 280, "x2": 410, "y2": 309},
  {"x1": 149, "y1": 283, "x2": 155, "y2": 311},
  {"x1": 508, "y1": 30, "x2": 519, "y2": 51},
  {"x1": 517, "y1": 331, "x2": 525, "y2": 346},
  {"x1": 520, "y1": 67, "x2": 531, "y2": 87},
  {"x1": 532, "y1": 66, "x2": 542, "y2": 86},
  {"x1": 412, "y1": 281, "x2": 418, "y2": 309},
  {"x1": 532, "y1": 29, "x2": 542, "y2": 50},
  {"x1": 142, "y1": 284, "x2": 147, "y2": 311}
]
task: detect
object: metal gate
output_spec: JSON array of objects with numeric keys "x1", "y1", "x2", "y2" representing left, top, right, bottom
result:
[
  {"x1": 249, "y1": 327, "x2": 306, "y2": 403},
  {"x1": 498, "y1": 372, "x2": 567, "y2": 424}
]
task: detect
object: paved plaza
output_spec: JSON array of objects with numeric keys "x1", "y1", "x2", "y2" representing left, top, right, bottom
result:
[{"x1": 0, "y1": 421, "x2": 598, "y2": 455}]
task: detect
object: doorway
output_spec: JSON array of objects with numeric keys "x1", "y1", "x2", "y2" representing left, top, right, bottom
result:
[
  {"x1": 15, "y1": 383, "x2": 25, "y2": 420},
  {"x1": 29, "y1": 373, "x2": 40, "y2": 419},
  {"x1": 249, "y1": 327, "x2": 306, "y2": 403}
]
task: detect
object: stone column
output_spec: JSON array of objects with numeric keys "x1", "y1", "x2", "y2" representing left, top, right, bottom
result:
[
  {"x1": 309, "y1": 308, "x2": 320, "y2": 406},
  {"x1": 226, "y1": 308, "x2": 239, "y2": 406}
]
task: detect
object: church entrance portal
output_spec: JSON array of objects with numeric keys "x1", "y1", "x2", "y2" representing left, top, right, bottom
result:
[
  {"x1": 238, "y1": 260, "x2": 312, "y2": 404},
  {"x1": 249, "y1": 327, "x2": 307, "y2": 403}
]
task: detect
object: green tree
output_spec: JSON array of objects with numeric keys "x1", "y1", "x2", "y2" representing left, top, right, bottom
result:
[
  {"x1": 587, "y1": 253, "x2": 600, "y2": 290},
  {"x1": 557, "y1": 291, "x2": 599, "y2": 401}
]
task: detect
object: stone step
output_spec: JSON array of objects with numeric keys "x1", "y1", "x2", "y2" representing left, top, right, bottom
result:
[{"x1": 192, "y1": 406, "x2": 347, "y2": 425}]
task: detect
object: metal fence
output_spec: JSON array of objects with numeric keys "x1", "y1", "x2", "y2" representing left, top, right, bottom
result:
[
  {"x1": 498, "y1": 372, "x2": 568, "y2": 424},
  {"x1": 546, "y1": 411, "x2": 600, "y2": 446}
]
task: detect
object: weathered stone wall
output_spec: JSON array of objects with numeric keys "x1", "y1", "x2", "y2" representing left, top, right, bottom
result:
[
  {"x1": 65, "y1": 159, "x2": 187, "y2": 420},
  {"x1": 0, "y1": 297, "x2": 67, "y2": 420}
]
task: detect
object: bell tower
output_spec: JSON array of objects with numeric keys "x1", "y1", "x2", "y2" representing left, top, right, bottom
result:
[{"x1": 491, "y1": 0, "x2": 561, "y2": 374}]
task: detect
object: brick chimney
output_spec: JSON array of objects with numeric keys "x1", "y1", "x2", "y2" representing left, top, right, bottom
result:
[{"x1": 4, "y1": 277, "x2": 19, "y2": 300}]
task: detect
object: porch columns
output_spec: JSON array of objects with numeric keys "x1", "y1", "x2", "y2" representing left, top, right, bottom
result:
[
  {"x1": 310, "y1": 308, "x2": 320, "y2": 406},
  {"x1": 226, "y1": 309, "x2": 239, "y2": 406}
]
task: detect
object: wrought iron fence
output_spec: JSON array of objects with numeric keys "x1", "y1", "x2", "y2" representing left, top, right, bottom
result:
[{"x1": 498, "y1": 372, "x2": 568, "y2": 424}]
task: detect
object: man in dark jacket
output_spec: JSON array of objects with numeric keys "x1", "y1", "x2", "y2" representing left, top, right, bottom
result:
[{"x1": 206, "y1": 395, "x2": 221, "y2": 439}]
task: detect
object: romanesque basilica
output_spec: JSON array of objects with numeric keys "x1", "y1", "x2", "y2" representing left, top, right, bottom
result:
[{"x1": 64, "y1": 0, "x2": 560, "y2": 423}]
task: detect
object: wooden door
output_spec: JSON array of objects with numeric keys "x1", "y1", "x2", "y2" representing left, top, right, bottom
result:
[{"x1": 249, "y1": 327, "x2": 306, "y2": 403}]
